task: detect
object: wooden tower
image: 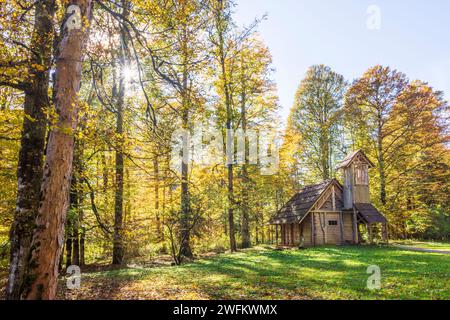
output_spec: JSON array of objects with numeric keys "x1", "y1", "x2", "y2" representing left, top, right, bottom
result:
[
  {"x1": 337, "y1": 150, "x2": 374, "y2": 209},
  {"x1": 336, "y1": 150, "x2": 388, "y2": 243}
]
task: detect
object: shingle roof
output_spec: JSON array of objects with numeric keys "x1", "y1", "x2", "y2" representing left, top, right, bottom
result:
[
  {"x1": 336, "y1": 150, "x2": 375, "y2": 170},
  {"x1": 354, "y1": 203, "x2": 387, "y2": 223},
  {"x1": 270, "y1": 180, "x2": 336, "y2": 225}
]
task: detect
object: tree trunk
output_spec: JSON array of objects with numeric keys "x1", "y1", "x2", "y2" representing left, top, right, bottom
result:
[
  {"x1": 154, "y1": 158, "x2": 162, "y2": 241},
  {"x1": 65, "y1": 228, "x2": 72, "y2": 269},
  {"x1": 179, "y1": 94, "x2": 192, "y2": 258},
  {"x1": 320, "y1": 131, "x2": 330, "y2": 180},
  {"x1": 23, "y1": 0, "x2": 93, "y2": 300},
  {"x1": 112, "y1": 118, "x2": 124, "y2": 265},
  {"x1": 79, "y1": 233, "x2": 85, "y2": 266},
  {"x1": 71, "y1": 175, "x2": 80, "y2": 266},
  {"x1": 77, "y1": 128, "x2": 86, "y2": 267},
  {"x1": 180, "y1": 157, "x2": 192, "y2": 258},
  {"x1": 213, "y1": 2, "x2": 236, "y2": 252},
  {"x1": 66, "y1": 173, "x2": 78, "y2": 268},
  {"x1": 179, "y1": 17, "x2": 193, "y2": 259},
  {"x1": 377, "y1": 113, "x2": 386, "y2": 205},
  {"x1": 112, "y1": 0, "x2": 130, "y2": 265},
  {"x1": 6, "y1": 0, "x2": 56, "y2": 300},
  {"x1": 240, "y1": 89, "x2": 250, "y2": 249}
]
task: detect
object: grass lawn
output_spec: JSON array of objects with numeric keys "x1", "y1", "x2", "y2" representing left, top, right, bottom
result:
[
  {"x1": 58, "y1": 245, "x2": 449, "y2": 300},
  {"x1": 391, "y1": 240, "x2": 450, "y2": 251}
]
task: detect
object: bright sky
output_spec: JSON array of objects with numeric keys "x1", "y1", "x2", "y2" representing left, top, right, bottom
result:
[{"x1": 234, "y1": 0, "x2": 450, "y2": 124}]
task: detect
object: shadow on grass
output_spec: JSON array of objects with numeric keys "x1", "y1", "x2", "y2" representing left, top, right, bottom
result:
[{"x1": 57, "y1": 246, "x2": 449, "y2": 300}]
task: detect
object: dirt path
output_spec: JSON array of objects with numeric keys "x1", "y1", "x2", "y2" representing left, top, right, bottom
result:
[{"x1": 392, "y1": 244, "x2": 450, "y2": 255}]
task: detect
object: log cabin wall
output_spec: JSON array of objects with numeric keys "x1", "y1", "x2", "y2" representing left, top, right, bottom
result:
[
  {"x1": 342, "y1": 211, "x2": 355, "y2": 242},
  {"x1": 277, "y1": 210, "x2": 355, "y2": 247},
  {"x1": 302, "y1": 215, "x2": 312, "y2": 246},
  {"x1": 352, "y1": 163, "x2": 370, "y2": 204}
]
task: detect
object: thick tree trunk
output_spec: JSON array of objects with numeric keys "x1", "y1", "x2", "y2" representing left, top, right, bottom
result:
[
  {"x1": 6, "y1": 0, "x2": 56, "y2": 300},
  {"x1": 23, "y1": 0, "x2": 93, "y2": 300}
]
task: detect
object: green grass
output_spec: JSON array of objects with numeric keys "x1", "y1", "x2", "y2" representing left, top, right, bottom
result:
[
  {"x1": 391, "y1": 240, "x2": 450, "y2": 251},
  {"x1": 58, "y1": 246, "x2": 450, "y2": 300}
]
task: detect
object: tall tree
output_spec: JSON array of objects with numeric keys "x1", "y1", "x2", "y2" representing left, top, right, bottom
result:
[
  {"x1": 4, "y1": 0, "x2": 57, "y2": 300},
  {"x1": 146, "y1": 0, "x2": 210, "y2": 259},
  {"x1": 23, "y1": 0, "x2": 93, "y2": 300},
  {"x1": 289, "y1": 65, "x2": 347, "y2": 183},
  {"x1": 345, "y1": 66, "x2": 408, "y2": 205},
  {"x1": 211, "y1": 0, "x2": 237, "y2": 252},
  {"x1": 112, "y1": 0, "x2": 131, "y2": 266},
  {"x1": 234, "y1": 37, "x2": 278, "y2": 248}
]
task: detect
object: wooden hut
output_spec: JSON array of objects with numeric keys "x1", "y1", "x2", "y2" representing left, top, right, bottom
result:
[{"x1": 270, "y1": 150, "x2": 388, "y2": 247}]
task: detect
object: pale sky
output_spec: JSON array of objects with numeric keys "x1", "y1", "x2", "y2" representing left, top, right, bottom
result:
[{"x1": 234, "y1": 0, "x2": 450, "y2": 124}]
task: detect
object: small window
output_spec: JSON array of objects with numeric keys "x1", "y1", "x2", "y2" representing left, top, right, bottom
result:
[
  {"x1": 354, "y1": 164, "x2": 368, "y2": 185},
  {"x1": 328, "y1": 220, "x2": 338, "y2": 226}
]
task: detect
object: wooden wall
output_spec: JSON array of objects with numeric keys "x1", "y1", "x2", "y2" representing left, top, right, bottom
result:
[
  {"x1": 294, "y1": 211, "x2": 355, "y2": 246},
  {"x1": 302, "y1": 215, "x2": 312, "y2": 246},
  {"x1": 277, "y1": 182, "x2": 357, "y2": 247},
  {"x1": 343, "y1": 167, "x2": 353, "y2": 209},
  {"x1": 342, "y1": 211, "x2": 354, "y2": 243},
  {"x1": 343, "y1": 162, "x2": 371, "y2": 205}
]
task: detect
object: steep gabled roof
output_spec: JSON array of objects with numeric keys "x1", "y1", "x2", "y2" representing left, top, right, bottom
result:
[
  {"x1": 270, "y1": 179, "x2": 341, "y2": 225},
  {"x1": 336, "y1": 149, "x2": 375, "y2": 170},
  {"x1": 354, "y1": 203, "x2": 387, "y2": 224}
]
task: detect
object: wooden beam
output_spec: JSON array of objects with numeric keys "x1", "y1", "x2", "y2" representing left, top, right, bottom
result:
[
  {"x1": 298, "y1": 223, "x2": 302, "y2": 247},
  {"x1": 352, "y1": 208, "x2": 358, "y2": 244},
  {"x1": 291, "y1": 224, "x2": 294, "y2": 246},
  {"x1": 332, "y1": 186, "x2": 336, "y2": 211},
  {"x1": 339, "y1": 210, "x2": 344, "y2": 245},
  {"x1": 311, "y1": 213, "x2": 315, "y2": 246},
  {"x1": 275, "y1": 225, "x2": 279, "y2": 246},
  {"x1": 368, "y1": 223, "x2": 373, "y2": 244},
  {"x1": 314, "y1": 187, "x2": 332, "y2": 211},
  {"x1": 382, "y1": 223, "x2": 389, "y2": 243}
]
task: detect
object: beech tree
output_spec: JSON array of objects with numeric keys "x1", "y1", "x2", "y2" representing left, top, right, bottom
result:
[
  {"x1": 289, "y1": 65, "x2": 347, "y2": 183},
  {"x1": 1, "y1": 0, "x2": 57, "y2": 300},
  {"x1": 345, "y1": 66, "x2": 408, "y2": 205},
  {"x1": 210, "y1": 0, "x2": 238, "y2": 252}
]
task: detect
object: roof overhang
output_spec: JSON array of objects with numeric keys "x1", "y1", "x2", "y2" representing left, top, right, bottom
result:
[
  {"x1": 354, "y1": 203, "x2": 387, "y2": 224},
  {"x1": 336, "y1": 150, "x2": 375, "y2": 170}
]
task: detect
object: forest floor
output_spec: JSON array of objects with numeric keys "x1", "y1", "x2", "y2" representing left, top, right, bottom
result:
[{"x1": 56, "y1": 245, "x2": 449, "y2": 300}]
